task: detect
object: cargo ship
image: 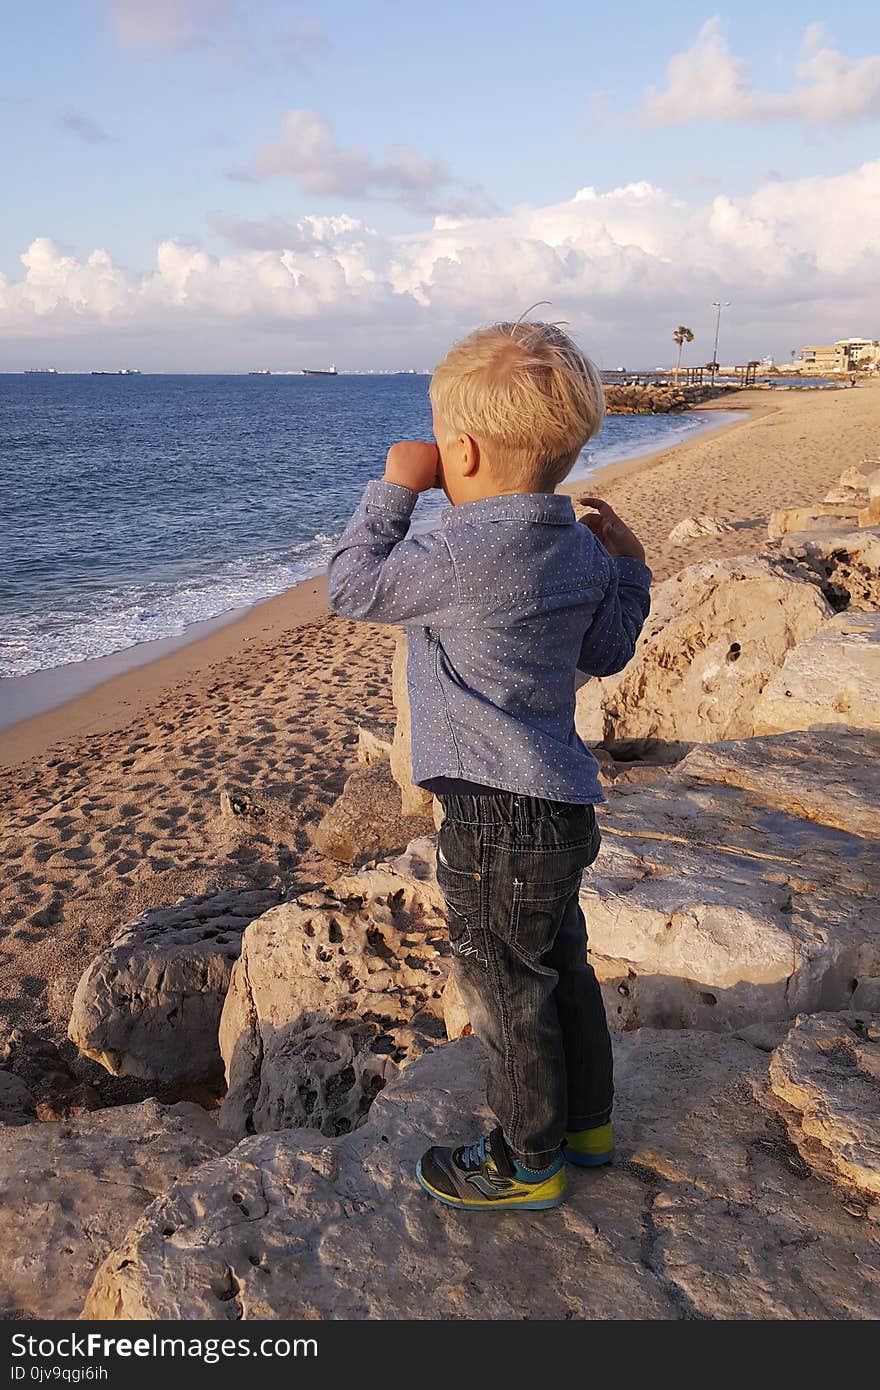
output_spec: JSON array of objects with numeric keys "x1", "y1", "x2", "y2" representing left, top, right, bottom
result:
[
  {"x1": 24, "y1": 367, "x2": 58, "y2": 374},
  {"x1": 91, "y1": 368, "x2": 142, "y2": 375},
  {"x1": 301, "y1": 364, "x2": 338, "y2": 376}
]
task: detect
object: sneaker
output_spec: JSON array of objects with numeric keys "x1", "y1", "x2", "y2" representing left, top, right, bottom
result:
[
  {"x1": 416, "y1": 1126, "x2": 567, "y2": 1211},
  {"x1": 564, "y1": 1122, "x2": 614, "y2": 1167}
]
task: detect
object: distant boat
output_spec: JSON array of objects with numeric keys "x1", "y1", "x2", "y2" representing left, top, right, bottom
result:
[
  {"x1": 301, "y1": 364, "x2": 338, "y2": 376},
  {"x1": 24, "y1": 367, "x2": 57, "y2": 374},
  {"x1": 91, "y1": 368, "x2": 142, "y2": 376},
  {"x1": 247, "y1": 369, "x2": 272, "y2": 376}
]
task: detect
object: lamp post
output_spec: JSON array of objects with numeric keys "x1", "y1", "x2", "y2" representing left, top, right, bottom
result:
[{"x1": 711, "y1": 300, "x2": 730, "y2": 385}]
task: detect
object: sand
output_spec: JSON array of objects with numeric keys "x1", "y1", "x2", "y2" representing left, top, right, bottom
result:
[{"x1": 0, "y1": 382, "x2": 877, "y2": 1066}]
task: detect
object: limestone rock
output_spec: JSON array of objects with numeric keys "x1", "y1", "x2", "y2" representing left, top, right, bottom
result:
[
  {"x1": 575, "y1": 556, "x2": 830, "y2": 752},
  {"x1": 356, "y1": 724, "x2": 393, "y2": 766},
  {"x1": 1, "y1": 1028, "x2": 98, "y2": 1119},
  {"x1": 769, "y1": 1012, "x2": 880, "y2": 1198},
  {"x1": 768, "y1": 505, "x2": 858, "y2": 540},
  {"x1": 218, "y1": 875, "x2": 449, "y2": 1139},
  {"x1": 586, "y1": 769, "x2": 879, "y2": 1033},
  {"x1": 667, "y1": 515, "x2": 732, "y2": 543},
  {"x1": 69, "y1": 888, "x2": 279, "y2": 1092},
  {"x1": 390, "y1": 632, "x2": 434, "y2": 816},
  {"x1": 0, "y1": 1072, "x2": 36, "y2": 1126},
  {"x1": 753, "y1": 611, "x2": 880, "y2": 735},
  {"x1": 311, "y1": 757, "x2": 432, "y2": 864},
  {"x1": 679, "y1": 728, "x2": 880, "y2": 838},
  {"x1": 441, "y1": 974, "x2": 471, "y2": 1040},
  {"x1": 85, "y1": 1032, "x2": 880, "y2": 1321},
  {"x1": 0, "y1": 1099, "x2": 229, "y2": 1320},
  {"x1": 779, "y1": 525, "x2": 880, "y2": 612}
]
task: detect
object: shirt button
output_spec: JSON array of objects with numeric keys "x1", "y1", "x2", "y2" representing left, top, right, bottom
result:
[{"x1": 473, "y1": 872, "x2": 481, "y2": 881}]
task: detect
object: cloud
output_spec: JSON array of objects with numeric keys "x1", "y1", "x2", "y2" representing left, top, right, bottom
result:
[
  {"x1": 235, "y1": 108, "x2": 496, "y2": 217},
  {"x1": 642, "y1": 18, "x2": 880, "y2": 126},
  {"x1": 60, "y1": 111, "x2": 114, "y2": 145},
  {"x1": 107, "y1": 0, "x2": 229, "y2": 52},
  {"x1": 2, "y1": 161, "x2": 878, "y2": 367},
  {"x1": 106, "y1": 2, "x2": 328, "y2": 70}
]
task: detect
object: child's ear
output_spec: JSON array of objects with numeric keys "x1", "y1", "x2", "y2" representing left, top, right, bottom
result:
[{"x1": 460, "y1": 433, "x2": 480, "y2": 477}]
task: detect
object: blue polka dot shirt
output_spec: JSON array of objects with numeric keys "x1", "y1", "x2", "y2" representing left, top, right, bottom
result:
[{"x1": 327, "y1": 479, "x2": 652, "y2": 804}]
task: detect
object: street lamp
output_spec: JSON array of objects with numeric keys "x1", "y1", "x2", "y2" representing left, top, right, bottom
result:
[{"x1": 711, "y1": 300, "x2": 731, "y2": 385}]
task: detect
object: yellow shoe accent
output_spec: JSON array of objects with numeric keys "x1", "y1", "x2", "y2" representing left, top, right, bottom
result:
[{"x1": 564, "y1": 1122, "x2": 614, "y2": 1167}]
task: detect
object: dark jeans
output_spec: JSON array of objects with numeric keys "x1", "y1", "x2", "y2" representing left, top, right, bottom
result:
[{"x1": 435, "y1": 789, "x2": 613, "y2": 1168}]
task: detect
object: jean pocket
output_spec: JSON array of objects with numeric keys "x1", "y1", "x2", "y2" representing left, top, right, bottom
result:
[{"x1": 509, "y1": 863, "x2": 585, "y2": 962}]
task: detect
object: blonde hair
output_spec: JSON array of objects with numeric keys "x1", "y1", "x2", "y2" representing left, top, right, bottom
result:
[{"x1": 430, "y1": 320, "x2": 605, "y2": 490}]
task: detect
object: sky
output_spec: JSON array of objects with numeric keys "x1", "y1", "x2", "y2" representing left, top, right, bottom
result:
[{"x1": 1, "y1": 0, "x2": 879, "y2": 370}]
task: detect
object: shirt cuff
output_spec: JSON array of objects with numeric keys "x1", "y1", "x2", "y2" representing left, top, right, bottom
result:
[
  {"x1": 615, "y1": 556, "x2": 653, "y2": 587},
  {"x1": 363, "y1": 478, "x2": 419, "y2": 517}
]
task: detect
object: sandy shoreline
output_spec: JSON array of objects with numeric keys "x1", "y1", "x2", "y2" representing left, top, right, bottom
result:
[
  {"x1": 0, "y1": 381, "x2": 876, "y2": 1058},
  {"x1": 0, "y1": 398, "x2": 747, "y2": 764}
]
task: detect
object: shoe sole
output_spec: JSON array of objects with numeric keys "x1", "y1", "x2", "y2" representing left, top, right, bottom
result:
[
  {"x1": 416, "y1": 1159, "x2": 567, "y2": 1211},
  {"x1": 564, "y1": 1149, "x2": 614, "y2": 1168}
]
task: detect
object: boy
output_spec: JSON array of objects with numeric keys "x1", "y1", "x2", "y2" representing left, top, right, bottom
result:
[{"x1": 327, "y1": 322, "x2": 651, "y2": 1211}]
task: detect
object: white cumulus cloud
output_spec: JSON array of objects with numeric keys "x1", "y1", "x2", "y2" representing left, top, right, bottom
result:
[
  {"x1": 1, "y1": 162, "x2": 878, "y2": 368},
  {"x1": 236, "y1": 108, "x2": 496, "y2": 217},
  {"x1": 642, "y1": 18, "x2": 880, "y2": 126}
]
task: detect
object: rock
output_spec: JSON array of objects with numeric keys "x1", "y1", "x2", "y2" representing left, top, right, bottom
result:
[
  {"x1": 85, "y1": 1032, "x2": 880, "y2": 1320},
  {"x1": 441, "y1": 975, "x2": 471, "y2": 1040},
  {"x1": 679, "y1": 728, "x2": 880, "y2": 838},
  {"x1": 769, "y1": 1012, "x2": 880, "y2": 1199},
  {"x1": 391, "y1": 632, "x2": 434, "y2": 816},
  {"x1": 575, "y1": 556, "x2": 830, "y2": 752},
  {"x1": 752, "y1": 611, "x2": 880, "y2": 735},
  {"x1": 823, "y1": 465, "x2": 871, "y2": 506},
  {"x1": 586, "y1": 765, "x2": 879, "y2": 1034},
  {"x1": 218, "y1": 784, "x2": 293, "y2": 832},
  {"x1": 356, "y1": 724, "x2": 393, "y2": 766},
  {"x1": 778, "y1": 526, "x2": 880, "y2": 612},
  {"x1": 0, "y1": 1071, "x2": 36, "y2": 1126},
  {"x1": 768, "y1": 506, "x2": 858, "y2": 540},
  {"x1": 0, "y1": 1099, "x2": 229, "y2": 1320},
  {"x1": 218, "y1": 875, "x2": 449, "y2": 1139},
  {"x1": 68, "y1": 888, "x2": 279, "y2": 1093},
  {"x1": 311, "y1": 758, "x2": 432, "y2": 864},
  {"x1": 1, "y1": 1029, "x2": 98, "y2": 1119},
  {"x1": 859, "y1": 500, "x2": 880, "y2": 528},
  {"x1": 667, "y1": 515, "x2": 732, "y2": 543}
]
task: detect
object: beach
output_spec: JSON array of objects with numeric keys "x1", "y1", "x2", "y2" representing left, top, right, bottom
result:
[{"x1": 1, "y1": 380, "x2": 877, "y2": 1067}]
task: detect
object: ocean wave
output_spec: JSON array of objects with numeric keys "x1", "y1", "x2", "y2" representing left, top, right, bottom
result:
[{"x1": 0, "y1": 532, "x2": 338, "y2": 679}]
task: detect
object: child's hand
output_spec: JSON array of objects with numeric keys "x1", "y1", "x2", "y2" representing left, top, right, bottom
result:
[
  {"x1": 577, "y1": 496, "x2": 647, "y2": 565},
  {"x1": 384, "y1": 441, "x2": 440, "y2": 492}
]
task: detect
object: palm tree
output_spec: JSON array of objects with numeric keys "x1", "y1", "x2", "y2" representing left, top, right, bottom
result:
[{"x1": 672, "y1": 325, "x2": 695, "y2": 384}]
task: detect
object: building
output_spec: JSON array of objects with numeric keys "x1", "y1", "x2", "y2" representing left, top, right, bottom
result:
[{"x1": 799, "y1": 339, "x2": 880, "y2": 373}]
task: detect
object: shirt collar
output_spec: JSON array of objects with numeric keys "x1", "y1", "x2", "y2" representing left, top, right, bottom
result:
[{"x1": 441, "y1": 492, "x2": 576, "y2": 527}]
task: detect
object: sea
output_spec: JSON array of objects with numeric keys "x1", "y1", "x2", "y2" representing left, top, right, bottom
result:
[{"x1": 0, "y1": 373, "x2": 741, "y2": 685}]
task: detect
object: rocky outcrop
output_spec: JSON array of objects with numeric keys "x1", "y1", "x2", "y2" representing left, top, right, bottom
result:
[
  {"x1": 218, "y1": 872, "x2": 449, "y2": 1140},
  {"x1": 779, "y1": 526, "x2": 880, "y2": 613},
  {"x1": 753, "y1": 611, "x2": 880, "y2": 735},
  {"x1": 769, "y1": 1012, "x2": 880, "y2": 1200},
  {"x1": 84, "y1": 1031, "x2": 880, "y2": 1321},
  {"x1": 68, "y1": 888, "x2": 279, "y2": 1093},
  {"x1": 0, "y1": 1071, "x2": 36, "y2": 1126},
  {"x1": 767, "y1": 505, "x2": 858, "y2": 540},
  {"x1": 679, "y1": 727, "x2": 880, "y2": 838},
  {"x1": 586, "y1": 750, "x2": 879, "y2": 1032},
  {"x1": 575, "y1": 556, "x2": 830, "y2": 753},
  {"x1": 312, "y1": 757, "x2": 432, "y2": 864},
  {"x1": 356, "y1": 724, "x2": 393, "y2": 766},
  {"x1": 1, "y1": 1029, "x2": 98, "y2": 1118},
  {"x1": 391, "y1": 633, "x2": 434, "y2": 816},
  {"x1": 666, "y1": 515, "x2": 732, "y2": 544},
  {"x1": 0, "y1": 1100, "x2": 229, "y2": 1320}
]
